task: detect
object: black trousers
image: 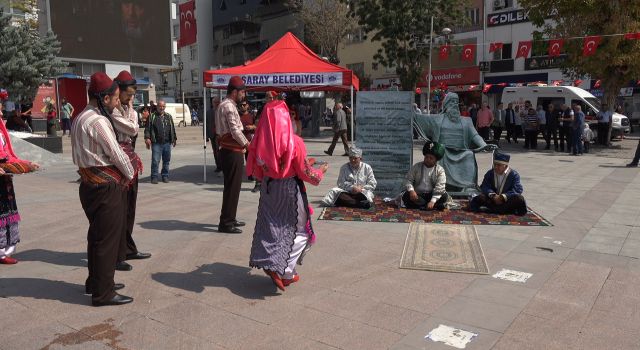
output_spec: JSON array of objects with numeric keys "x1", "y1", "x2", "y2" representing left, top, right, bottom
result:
[
  {"x1": 469, "y1": 193, "x2": 527, "y2": 216},
  {"x1": 559, "y1": 125, "x2": 573, "y2": 152},
  {"x1": 118, "y1": 177, "x2": 138, "y2": 262},
  {"x1": 505, "y1": 124, "x2": 518, "y2": 142},
  {"x1": 631, "y1": 140, "x2": 640, "y2": 165},
  {"x1": 402, "y1": 191, "x2": 449, "y2": 210},
  {"x1": 219, "y1": 148, "x2": 244, "y2": 228},
  {"x1": 335, "y1": 192, "x2": 368, "y2": 208},
  {"x1": 524, "y1": 129, "x2": 538, "y2": 149},
  {"x1": 478, "y1": 127, "x2": 491, "y2": 140},
  {"x1": 210, "y1": 136, "x2": 220, "y2": 169},
  {"x1": 597, "y1": 123, "x2": 609, "y2": 146},
  {"x1": 80, "y1": 181, "x2": 127, "y2": 304},
  {"x1": 327, "y1": 130, "x2": 349, "y2": 155},
  {"x1": 491, "y1": 126, "x2": 503, "y2": 142},
  {"x1": 545, "y1": 126, "x2": 558, "y2": 149}
]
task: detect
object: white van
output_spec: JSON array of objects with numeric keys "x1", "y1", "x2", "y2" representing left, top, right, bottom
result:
[
  {"x1": 163, "y1": 103, "x2": 192, "y2": 127},
  {"x1": 501, "y1": 86, "x2": 630, "y2": 136}
]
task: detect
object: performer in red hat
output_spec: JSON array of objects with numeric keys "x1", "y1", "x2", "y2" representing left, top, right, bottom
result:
[
  {"x1": 71, "y1": 72, "x2": 135, "y2": 307},
  {"x1": 112, "y1": 71, "x2": 150, "y2": 273}
]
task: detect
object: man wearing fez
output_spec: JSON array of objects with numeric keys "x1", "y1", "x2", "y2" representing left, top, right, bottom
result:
[
  {"x1": 469, "y1": 152, "x2": 527, "y2": 216},
  {"x1": 71, "y1": 72, "x2": 135, "y2": 306},
  {"x1": 112, "y1": 71, "x2": 151, "y2": 273},
  {"x1": 399, "y1": 141, "x2": 450, "y2": 211},
  {"x1": 215, "y1": 76, "x2": 249, "y2": 233}
]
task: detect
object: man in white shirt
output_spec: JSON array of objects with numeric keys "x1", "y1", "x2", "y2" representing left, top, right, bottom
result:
[{"x1": 596, "y1": 103, "x2": 612, "y2": 146}]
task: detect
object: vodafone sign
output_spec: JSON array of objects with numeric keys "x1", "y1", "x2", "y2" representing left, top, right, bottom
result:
[{"x1": 425, "y1": 67, "x2": 480, "y2": 86}]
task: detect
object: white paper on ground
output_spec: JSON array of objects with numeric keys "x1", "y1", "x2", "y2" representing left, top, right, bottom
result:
[
  {"x1": 492, "y1": 268, "x2": 533, "y2": 283},
  {"x1": 425, "y1": 324, "x2": 478, "y2": 349}
]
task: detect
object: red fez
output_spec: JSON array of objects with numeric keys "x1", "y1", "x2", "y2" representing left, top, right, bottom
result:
[
  {"x1": 114, "y1": 70, "x2": 137, "y2": 86},
  {"x1": 88, "y1": 72, "x2": 117, "y2": 96},
  {"x1": 228, "y1": 76, "x2": 246, "y2": 90}
]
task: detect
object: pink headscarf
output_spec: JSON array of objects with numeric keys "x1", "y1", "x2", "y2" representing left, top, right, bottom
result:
[{"x1": 246, "y1": 100, "x2": 295, "y2": 180}]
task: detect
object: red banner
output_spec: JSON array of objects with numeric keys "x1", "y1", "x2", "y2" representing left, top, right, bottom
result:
[
  {"x1": 461, "y1": 44, "x2": 475, "y2": 61},
  {"x1": 489, "y1": 42, "x2": 503, "y2": 53},
  {"x1": 582, "y1": 36, "x2": 601, "y2": 56},
  {"x1": 624, "y1": 32, "x2": 640, "y2": 40},
  {"x1": 32, "y1": 80, "x2": 57, "y2": 119},
  {"x1": 425, "y1": 67, "x2": 480, "y2": 86},
  {"x1": 516, "y1": 41, "x2": 532, "y2": 59},
  {"x1": 439, "y1": 45, "x2": 451, "y2": 60},
  {"x1": 548, "y1": 39, "x2": 564, "y2": 57},
  {"x1": 179, "y1": 0, "x2": 197, "y2": 48}
]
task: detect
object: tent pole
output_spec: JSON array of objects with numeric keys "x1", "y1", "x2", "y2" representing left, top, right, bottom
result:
[
  {"x1": 203, "y1": 87, "x2": 207, "y2": 183},
  {"x1": 350, "y1": 85, "x2": 354, "y2": 146}
]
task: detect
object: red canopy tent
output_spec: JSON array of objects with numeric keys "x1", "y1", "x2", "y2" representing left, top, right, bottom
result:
[{"x1": 202, "y1": 32, "x2": 359, "y2": 91}]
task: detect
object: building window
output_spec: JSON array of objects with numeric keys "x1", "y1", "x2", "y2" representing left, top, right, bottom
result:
[
  {"x1": 190, "y1": 45, "x2": 198, "y2": 60},
  {"x1": 346, "y1": 62, "x2": 365, "y2": 80},
  {"x1": 223, "y1": 27, "x2": 230, "y2": 39},
  {"x1": 173, "y1": 24, "x2": 179, "y2": 39},
  {"x1": 346, "y1": 28, "x2": 364, "y2": 44},
  {"x1": 191, "y1": 69, "x2": 199, "y2": 84},
  {"x1": 131, "y1": 66, "x2": 145, "y2": 79},
  {"x1": 220, "y1": 0, "x2": 227, "y2": 11},
  {"x1": 467, "y1": 8, "x2": 480, "y2": 25},
  {"x1": 493, "y1": 43, "x2": 512, "y2": 60},
  {"x1": 223, "y1": 45, "x2": 232, "y2": 56},
  {"x1": 81, "y1": 63, "x2": 104, "y2": 76},
  {"x1": 492, "y1": 0, "x2": 514, "y2": 11}
]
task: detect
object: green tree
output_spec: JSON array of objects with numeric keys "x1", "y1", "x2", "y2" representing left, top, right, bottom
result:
[
  {"x1": 348, "y1": 0, "x2": 469, "y2": 91},
  {"x1": 520, "y1": 0, "x2": 640, "y2": 108},
  {"x1": 0, "y1": 8, "x2": 66, "y2": 103},
  {"x1": 286, "y1": 0, "x2": 357, "y2": 63}
]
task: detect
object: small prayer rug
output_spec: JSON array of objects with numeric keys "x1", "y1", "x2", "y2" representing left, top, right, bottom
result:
[
  {"x1": 400, "y1": 223, "x2": 489, "y2": 274},
  {"x1": 317, "y1": 197, "x2": 551, "y2": 226}
]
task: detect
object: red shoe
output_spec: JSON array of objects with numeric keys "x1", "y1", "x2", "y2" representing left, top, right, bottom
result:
[
  {"x1": 265, "y1": 270, "x2": 285, "y2": 291},
  {"x1": 0, "y1": 256, "x2": 18, "y2": 264},
  {"x1": 282, "y1": 275, "x2": 300, "y2": 287}
]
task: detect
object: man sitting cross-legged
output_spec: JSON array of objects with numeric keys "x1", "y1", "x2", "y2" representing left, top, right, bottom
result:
[
  {"x1": 469, "y1": 151, "x2": 527, "y2": 216},
  {"x1": 399, "y1": 141, "x2": 450, "y2": 211},
  {"x1": 321, "y1": 147, "x2": 377, "y2": 209}
]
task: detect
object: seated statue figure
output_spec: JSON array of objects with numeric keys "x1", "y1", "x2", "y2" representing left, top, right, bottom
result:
[
  {"x1": 414, "y1": 92, "x2": 497, "y2": 192},
  {"x1": 321, "y1": 147, "x2": 377, "y2": 209},
  {"x1": 469, "y1": 151, "x2": 527, "y2": 216}
]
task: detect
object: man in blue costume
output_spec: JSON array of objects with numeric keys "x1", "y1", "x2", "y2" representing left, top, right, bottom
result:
[
  {"x1": 469, "y1": 152, "x2": 527, "y2": 216},
  {"x1": 413, "y1": 92, "x2": 497, "y2": 192}
]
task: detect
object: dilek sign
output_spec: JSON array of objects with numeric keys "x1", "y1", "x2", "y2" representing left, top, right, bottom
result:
[
  {"x1": 487, "y1": 9, "x2": 530, "y2": 27},
  {"x1": 205, "y1": 73, "x2": 343, "y2": 88}
]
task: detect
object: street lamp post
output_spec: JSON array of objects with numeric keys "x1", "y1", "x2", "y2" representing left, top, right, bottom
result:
[{"x1": 424, "y1": 17, "x2": 451, "y2": 115}]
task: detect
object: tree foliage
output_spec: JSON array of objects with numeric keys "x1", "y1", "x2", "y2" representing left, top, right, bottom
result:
[
  {"x1": 0, "y1": 8, "x2": 66, "y2": 103},
  {"x1": 286, "y1": 0, "x2": 357, "y2": 63},
  {"x1": 520, "y1": 0, "x2": 640, "y2": 107},
  {"x1": 348, "y1": 0, "x2": 469, "y2": 90}
]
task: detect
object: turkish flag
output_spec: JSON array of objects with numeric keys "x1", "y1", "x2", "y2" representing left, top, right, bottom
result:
[
  {"x1": 548, "y1": 39, "x2": 564, "y2": 57},
  {"x1": 489, "y1": 42, "x2": 503, "y2": 53},
  {"x1": 516, "y1": 41, "x2": 532, "y2": 59},
  {"x1": 574, "y1": 79, "x2": 583, "y2": 87},
  {"x1": 582, "y1": 36, "x2": 601, "y2": 56},
  {"x1": 482, "y1": 84, "x2": 493, "y2": 93},
  {"x1": 461, "y1": 44, "x2": 475, "y2": 61},
  {"x1": 594, "y1": 80, "x2": 602, "y2": 88},
  {"x1": 624, "y1": 32, "x2": 640, "y2": 40},
  {"x1": 179, "y1": 0, "x2": 197, "y2": 48},
  {"x1": 468, "y1": 85, "x2": 477, "y2": 91},
  {"x1": 551, "y1": 80, "x2": 562, "y2": 86},
  {"x1": 439, "y1": 45, "x2": 451, "y2": 60}
]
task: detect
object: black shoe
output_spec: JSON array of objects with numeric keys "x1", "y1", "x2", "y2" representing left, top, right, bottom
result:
[
  {"x1": 251, "y1": 183, "x2": 261, "y2": 193},
  {"x1": 218, "y1": 226, "x2": 242, "y2": 234},
  {"x1": 151, "y1": 178, "x2": 158, "y2": 184},
  {"x1": 323, "y1": 150, "x2": 332, "y2": 156},
  {"x1": 162, "y1": 177, "x2": 169, "y2": 183},
  {"x1": 626, "y1": 163, "x2": 638, "y2": 167},
  {"x1": 115, "y1": 261, "x2": 133, "y2": 271},
  {"x1": 85, "y1": 283, "x2": 124, "y2": 295},
  {"x1": 92, "y1": 293, "x2": 134, "y2": 307},
  {"x1": 233, "y1": 220, "x2": 246, "y2": 227},
  {"x1": 125, "y1": 252, "x2": 151, "y2": 260},
  {"x1": 359, "y1": 200, "x2": 371, "y2": 209}
]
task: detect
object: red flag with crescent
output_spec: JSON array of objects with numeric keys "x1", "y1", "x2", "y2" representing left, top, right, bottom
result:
[
  {"x1": 548, "y1": 39, "x2": 564, "y2": 57},
  {"x1": 468, "y1": 85, "x2": 477, "y2": 91},
  {"x1": 624, "y1": 32, "x2": 640, "y2": 40},
  {"x1": 594, "y1": 80, "x2": 602, "y2": 88},
  {"x1": 574, "y1": 79, "x2": 583, "y2": 87},
  {"x1": 489, "y1": 42, "x2": 503, "y2": 53},
  {"x1": 179, "y1": 0, "x2": 197, "y2": 48},
  {"x1": 582, "y1": 36, "x2": 601, "y2": 57},
  {"x1": 516, "y1": 41, "x2": 532, "y2": 59},
  {"x1": 482, "y1": 84, "x2": 493, "y2": 93},
  {"x1": 461, "y1": 44, "x2": 475, "y2": 62},
  {"x1": 439, "y1": 45, "x2": 451, "y2": 60}
]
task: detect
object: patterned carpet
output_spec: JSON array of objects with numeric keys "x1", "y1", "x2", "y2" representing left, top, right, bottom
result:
[
  {"x1": 400, "y1": 223, "x2": 489, "y2": 274},
  {"x1": 318, "y1": 197, "x2": 551, "y2": 226}
]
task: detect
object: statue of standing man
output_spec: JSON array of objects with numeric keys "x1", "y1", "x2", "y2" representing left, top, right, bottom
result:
[{"x1": 414, "y1": 93, "x2": 497, "y2": 192}]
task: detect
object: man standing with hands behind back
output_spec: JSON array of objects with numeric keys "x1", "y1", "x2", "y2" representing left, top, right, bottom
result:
[
  {"x1": 144, "y1": 100, "x2": 177, "y2": 184},
  {"x1": 216, "y1": 76, "x2": 249, "y2": 234}
]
